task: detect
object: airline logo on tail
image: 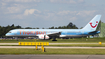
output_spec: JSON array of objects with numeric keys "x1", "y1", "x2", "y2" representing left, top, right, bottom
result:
[{"x1": 89, "y1": 21, "x2": 98, "y2": 28}]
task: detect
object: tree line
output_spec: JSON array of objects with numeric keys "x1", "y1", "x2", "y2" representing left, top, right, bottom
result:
[{"x1": 0, "y1": 22, "x2": 78, "y2": 37}]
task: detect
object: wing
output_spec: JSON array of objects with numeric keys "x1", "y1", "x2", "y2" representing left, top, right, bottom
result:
[{"x1": 47, "y1": 32, "x2": 61, "y2": 37}]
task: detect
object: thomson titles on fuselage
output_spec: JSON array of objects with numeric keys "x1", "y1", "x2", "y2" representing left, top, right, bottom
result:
[{"x1": 19, "y1": 31, "x2": 46, "y2": 35}]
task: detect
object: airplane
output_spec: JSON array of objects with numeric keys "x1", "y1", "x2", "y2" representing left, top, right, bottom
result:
[{"x1": 6, "y1": 15, "x2": 101, "y2": 41}]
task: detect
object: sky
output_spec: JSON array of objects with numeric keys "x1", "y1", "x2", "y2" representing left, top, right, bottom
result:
[{"x1": 0, "y1": 0, "x2": 105, "y2": 28}]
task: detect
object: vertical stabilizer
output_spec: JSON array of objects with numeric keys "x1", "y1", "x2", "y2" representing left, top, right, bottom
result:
[{"x1": 82, "y1": 15, "x2": 101, "y2": 31}]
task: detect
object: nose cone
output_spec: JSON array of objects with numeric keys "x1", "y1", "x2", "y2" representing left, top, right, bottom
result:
[
  {"x1": 6, "y1": 33, "x2": 10, "y2": 36},
  {"x1": 5, "y1": 33, "x2": 13, "y2": 36}
]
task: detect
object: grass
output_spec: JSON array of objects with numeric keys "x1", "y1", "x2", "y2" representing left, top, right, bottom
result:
[
  {"x1": 0, "y1": 37, "x2": 105, "y2": 43},
  {"x1": 0, "y1": 48, "x2": 105, "y2": 55}
]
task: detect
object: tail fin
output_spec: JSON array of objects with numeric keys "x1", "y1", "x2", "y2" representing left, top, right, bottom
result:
[{"x1": 82, "y1": 15, "x2": 101, "y2": 31}]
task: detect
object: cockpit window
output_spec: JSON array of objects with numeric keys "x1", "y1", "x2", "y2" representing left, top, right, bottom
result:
[
  {"x1": 8, "y1": 30, "x2": 17, "y2": 33},
  {"x1": 9, "y1": 32, "x2": 11, "y2": 33}
]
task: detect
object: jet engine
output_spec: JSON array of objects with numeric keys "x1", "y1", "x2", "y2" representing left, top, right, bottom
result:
[{"x1": 38, "y1": 35, "x2": 50, "y2": 40}]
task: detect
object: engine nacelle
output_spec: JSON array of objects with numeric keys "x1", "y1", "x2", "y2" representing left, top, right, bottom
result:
[{"x1": 38, "y1": 35, "x2": 50, "y2": 40}]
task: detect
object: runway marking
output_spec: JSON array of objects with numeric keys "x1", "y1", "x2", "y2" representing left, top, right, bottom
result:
[
  {"x1": 0, "y1": 43, "x2": 105, "y2": 45},
  {"x1": 0, "y1": 46, "x2": 105, "y2": 49}
]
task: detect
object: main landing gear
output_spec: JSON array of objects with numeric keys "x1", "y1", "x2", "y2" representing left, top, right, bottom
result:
[{"x1": 52, "y1": 37, "x2": 57, "y2": 41}]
